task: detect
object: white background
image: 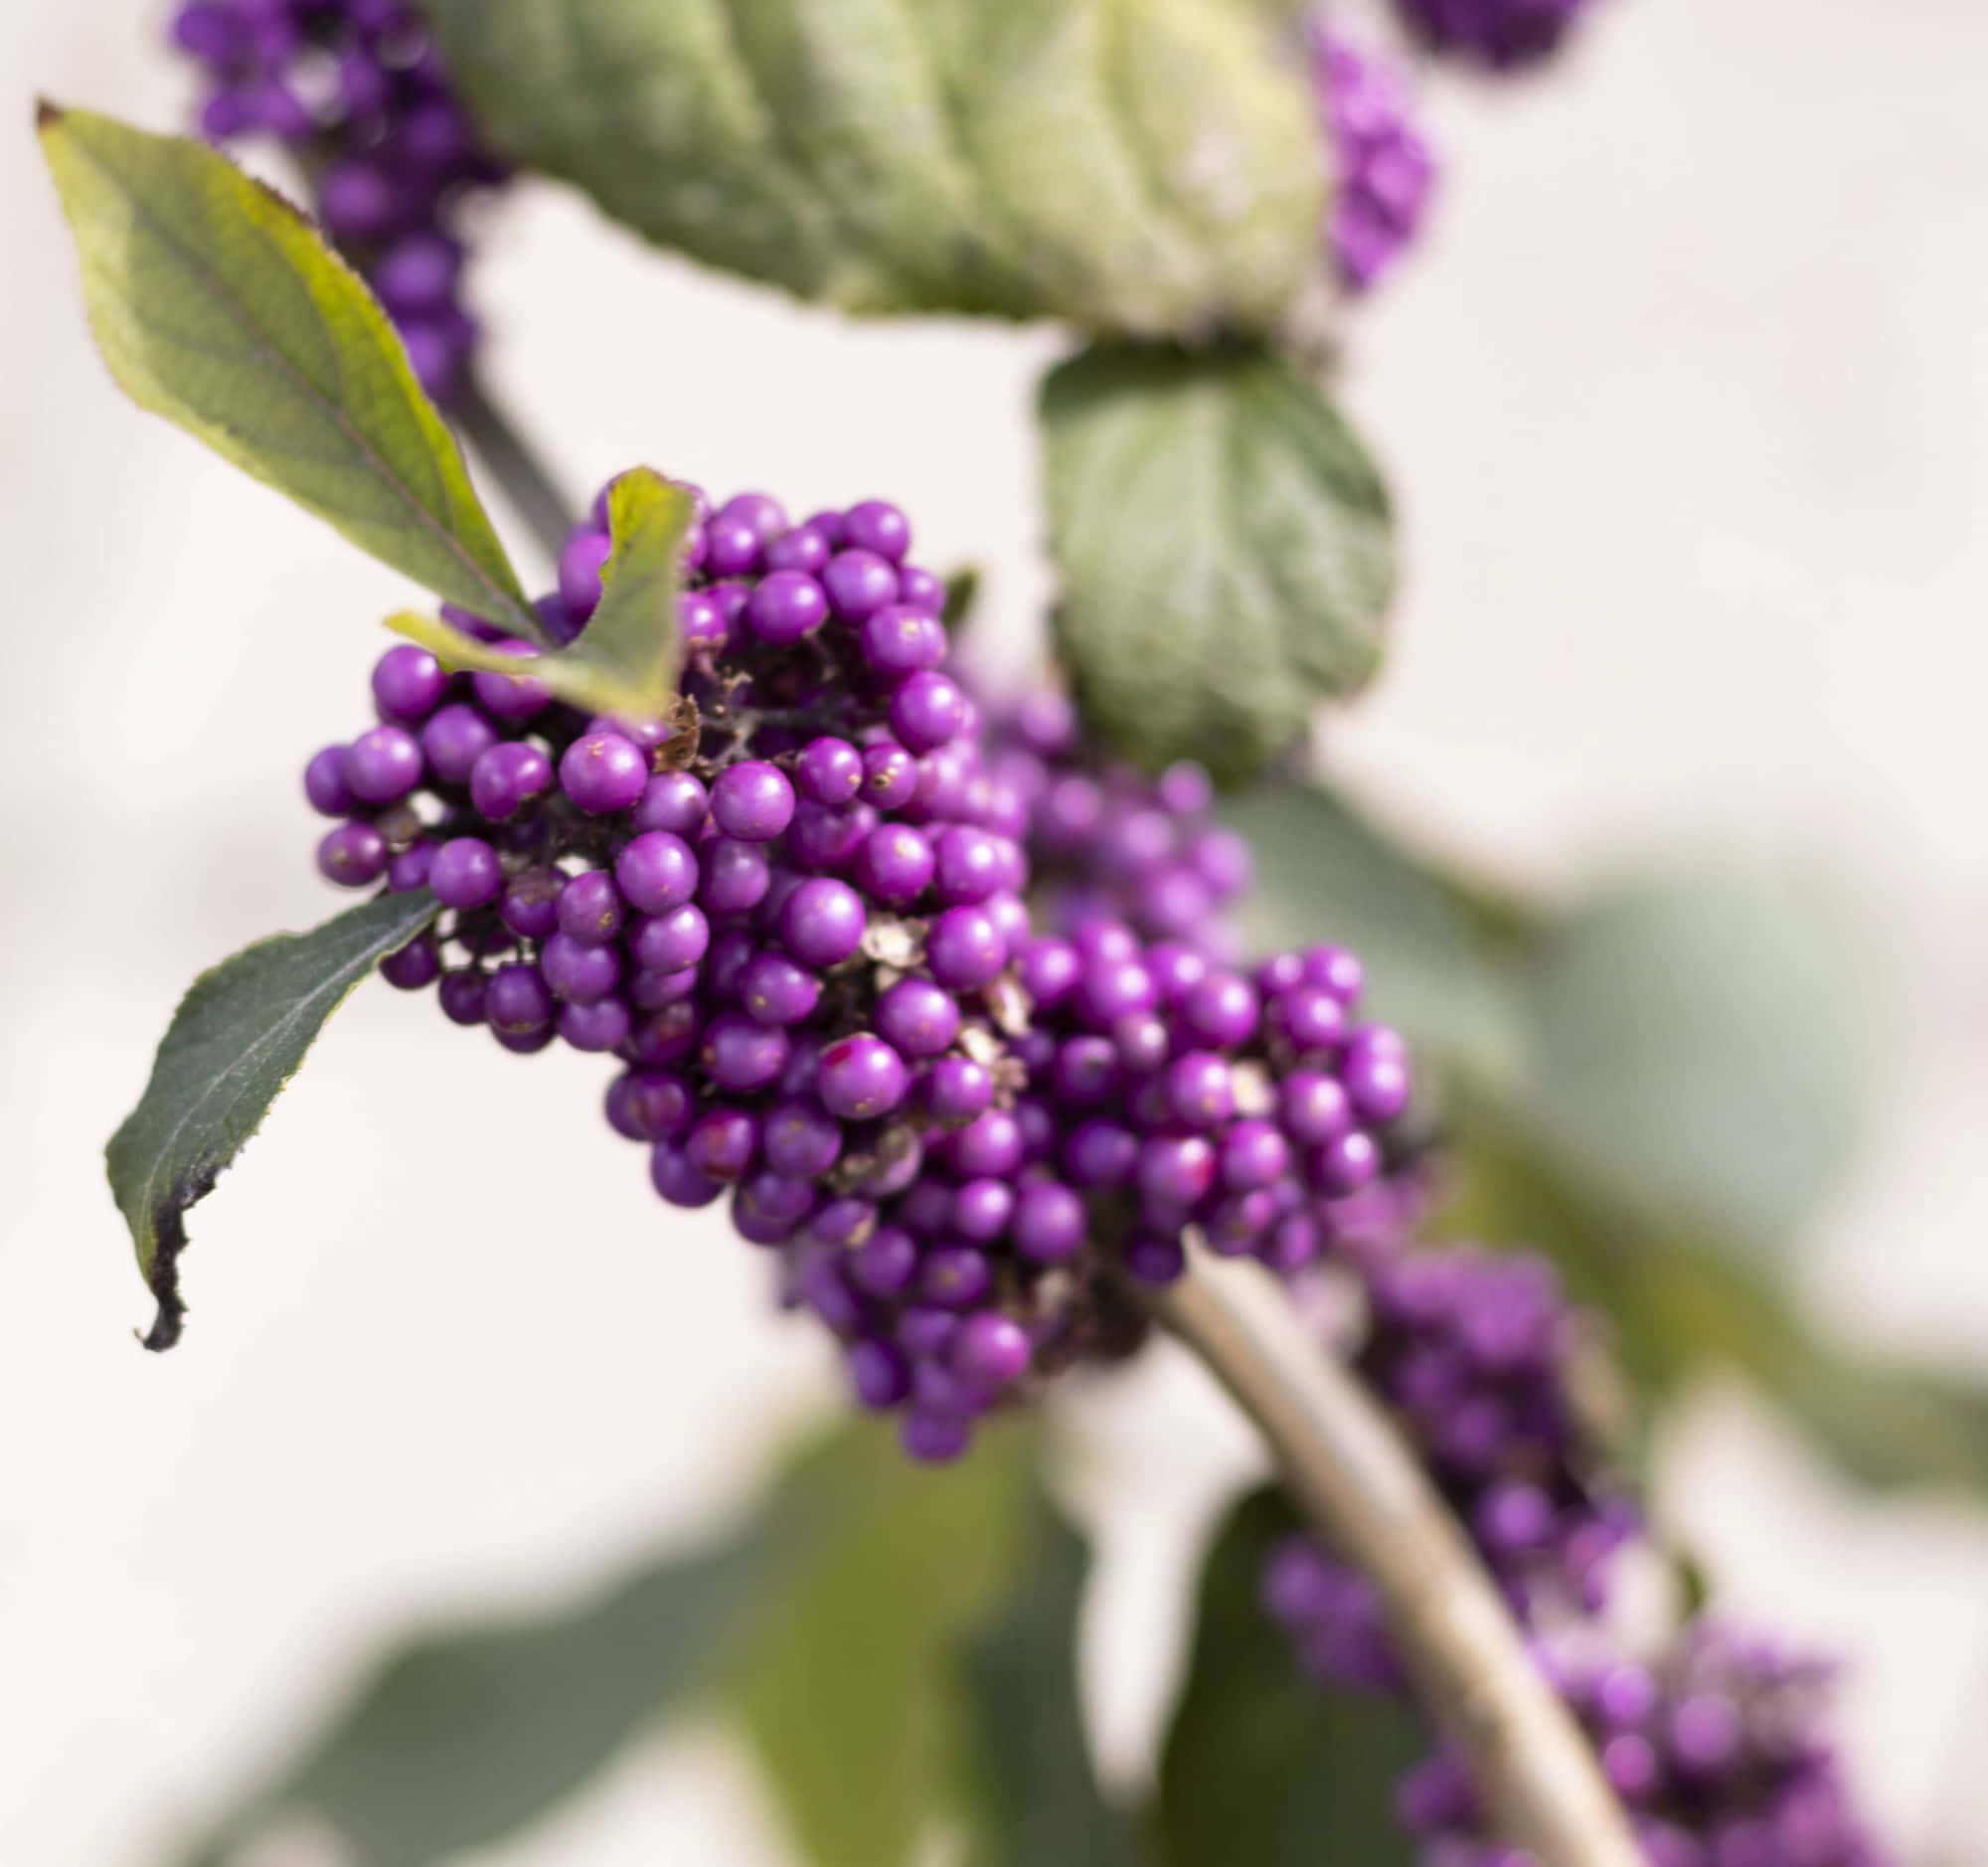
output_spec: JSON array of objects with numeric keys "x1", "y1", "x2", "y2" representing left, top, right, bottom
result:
[{"x1": 6, "y1": 0, "x2": 1988, "y2": 1860}]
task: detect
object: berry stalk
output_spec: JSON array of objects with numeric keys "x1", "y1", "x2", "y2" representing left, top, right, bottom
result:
[{"x1": 1134, "y1": 1247, "x2": 1647, "y2": 1867}]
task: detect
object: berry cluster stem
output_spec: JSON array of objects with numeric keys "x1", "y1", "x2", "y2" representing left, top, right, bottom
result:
[
  {"x1": 1133, "y1": 1247, "x2": 1646, "y2": 1867},
  {"x1": 454, "y1": 373, "x2": 580, "y2": 565}
]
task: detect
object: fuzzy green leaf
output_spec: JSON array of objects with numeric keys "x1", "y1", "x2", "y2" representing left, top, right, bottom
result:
[
  {"x1": 105, "y1": 892, "x2": 440, "y2": 1352},
  {"x1": 1043, "y1": 342, "x2": 1396, "y2": 782},
  {"x1": 1443, "y1": 1099, "x2": 1988, "y2": 1497},
  {"x1": 956, "y1": 1485, "x2": 1145, "y2": 1867},
  {"x1": 389, "y1": 467, "x2": 694, "y2": 720},
  {"x1": 175, "y1": 1419, "x2": 1045, "y2": 1867},
  {"x1": 1156, "y1": 1487, "x2": 1424, "y2": 1867},
  {"x1": 38, "y1": 106, "x2": 536, "y2": 637},
  {"x1": 1519, "y1": 872, "x2": 1865, "y2": 1249},
  {"x1": 415, "y1": 0, "x2": 1322, "y2": 334},
  {"x1": 1218, "y1": 781, "x2": 1532, "y2": 1081},
  {"x1": 723, "y1": 1421, "x2": 1039, "y2": 1867}
]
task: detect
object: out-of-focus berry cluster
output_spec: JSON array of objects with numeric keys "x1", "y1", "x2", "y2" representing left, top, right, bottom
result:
[
  {"x1": 305, "y1": 480, "x2": 1416, "y2": 1461},
  {"x1": 988, "y1": 688, "x2": 1251, "y2": 956},
  {"x1": 1390, "y1": 0, "x2": 1597, "y2": 72},
  {"x1": 1263, "y1": 1235, "x2": 1888, "y2": 1861},
  {"x1": 1266, "y1": 1244, "x2": 1631, "y2": 1691},
  {"x1": 1399, "y1": 1625, "x2": 1893, "y2": 1866},
  {"x1": 170, "y1": 0, "x2": 505, "y2": 401},
  {"x1": 1312, "y1": 26, "x2": 1437, "y2": 294}
]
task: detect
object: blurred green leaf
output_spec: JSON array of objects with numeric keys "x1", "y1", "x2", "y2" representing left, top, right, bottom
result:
[
  {"x1": 724, "y1": 1421, "x2": 1038, "y2": 1867},
  {"x1": 177, "y1": 1420, "x2": 1042, "y2": 1867},
  {"x1": 956, "y1": 1484, "x2": 1145, "y2": 1867},
  {"x1": 418, "y1": 0, "x2": 1321, "y2": 334},
  {"x1": 39, "y1": 107, "x2": 537, "y2": 638},
  {"x1": 1043, "y1": 344, "x2": 1396, "y2": 783},
  {"x1": 105, "y1": 892, "x2": 440, "y2": 1354},
  {"x1": 1219, "y1": 781, "x2": 1531, "y2": 1080},
  {"x1": 1156, "y1": 1487, "x2": 1424, "y2": 1866},
  {"x1": 1443, "y1": 1099, "x2": 1988, "y2": 1496},
  {"x1": 1518, "y1": 871, "x2": 1865, "y2": 1250},
  {"x1": 390, "y1": 467, "x2": 695, "y2": 720}
]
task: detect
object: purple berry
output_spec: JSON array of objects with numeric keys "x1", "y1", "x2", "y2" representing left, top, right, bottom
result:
[
  {"x1": 778, "y1": 878, "x2": 867, "y2": 967},
  {"x1": 817, "y1": 1034, "x2": 910, "y2": 1119},
  {"x1": 560, "y1": 731, "x2": 649, "y2": 814},
  {"x1": 795, "y1": 736, "x2": 863, "y2": 805},
  {"x1": 711, "y1": 762, "x2": 796, "y2": 842},
  {"x1": 371, "y1": 645, "x2": 445, "y2": 723},
  {"x1": 343, "y1": 724, "x2": 422, "y2": 803},
  {"x1": 926, "y1": 906, "x2": 1005, "y2": 991},
  {"x1": 428, "y1": 836, "x2": 503, "y2": 910},
  {"x1": 889, "y1": 671, "x2": 967, "y2": 754},
  {"x1": 316, "y1": 820, "x2": 387, "y2": 887},
  {"x1": 420, "y1": 704, "x2": 498, "y2": 785},
  {"x1": 468, "y1": 741, "x2": 552, "y2": 819}
]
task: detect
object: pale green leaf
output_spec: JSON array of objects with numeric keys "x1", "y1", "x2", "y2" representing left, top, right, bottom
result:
[
  {"x1": 38, "y1": 106, "x2": 536, "y2": 636},
  {"x1": 388, "y1": 466, "x2": 694, "y2": 721},
  {"x1": 416, "y1": 0, "x2": 1323, "y2": 333},
  {"x1": 1042, "y1": 342, "x2": 1395, "y2": 781}
]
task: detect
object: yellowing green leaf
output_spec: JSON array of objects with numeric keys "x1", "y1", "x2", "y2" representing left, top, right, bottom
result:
[
  {"x1": 38, "y1": 106, "x2": 535, "y2": 635},
  {"x1": 387, "y1": 466, "x2": 692, "y2": 721}
]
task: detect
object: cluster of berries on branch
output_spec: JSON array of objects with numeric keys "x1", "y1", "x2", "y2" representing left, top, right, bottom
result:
[
  {"x1": 988, "y1": 688, "x2": 1252, "y2": 958},
  {"x1": 304, "y1": 477, "x2": 1418, "y2": 1460},
  {"x1": 1399, "y1": 1624, "x2": 1893, "y2": 1866},
  {"x1": 170, "y1": 0, "x2": 505, "y2": 401},
  {"x1": 1264, "y1": 1233, "x2": 1888, "y2": 1864}
]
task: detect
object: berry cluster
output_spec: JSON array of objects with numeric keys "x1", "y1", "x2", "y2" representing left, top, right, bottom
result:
[
  {"x1": 988, "y1": 688, "x2": 1250, "y2": 957},
  {"x1": 1312, "y1": 26, "x2": 1438, "y2": 294},
  {"x1": 305, "y1": 480, "x2": 1417, "y2": 1459},
  {"x1": 1389, "y1": 0, "x2": 1597, "y2": 72},
  {"x1": 1262, "y1": 1238, "x2": 1887, "y2": 1861},
  {"x1": 1398, "y1": 1625, "x2": 1892, "y2": 1867},
  {"x1": 1272, "y1": 1244, "x2": 1631, "y2": 1659},
  {"x1": 170, "y1": 0, "x2": 506, "y2": 401}
]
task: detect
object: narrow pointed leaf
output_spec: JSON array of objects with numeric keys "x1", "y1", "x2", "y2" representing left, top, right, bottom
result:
[
  {"x1": 1043, "y1": 341, "x2": 1396, "y2": 782},
  {"x1": 387, "y1": 468, "x2": 692, "y2": 721},
  {"x1": 1156, "y1": 1488, "x2": 1424, "y2": 1867},
  {"x1": 38, "y1": 106, "x2": 537, "y2": 638},
  {"x1": 568, "y1": 467, "x2": 693, "y2": 720},
  {"x1": 956, "y1": 1484, "x2": 1145, "y2": 1867},
  {"x1": 105, "y1": 891, "x2": 440, "y2": 1351}
]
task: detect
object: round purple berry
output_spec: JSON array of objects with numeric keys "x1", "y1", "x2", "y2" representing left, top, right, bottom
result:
[
  {"x1": 711, "y1": 762, "x2": 796, "y2": 842},
  {"x1": 428, "y1": 836, "x2": 503, "y2": 910},
  {"x1": 778, "y1": 877, "x2": 867, "y2": 967},
  {"x1": 817, "y1": 1034, "x2": 910, "y2": 1120},
  {"x1": 560, "y1": 731, "x2": 649, "y2": 815}
]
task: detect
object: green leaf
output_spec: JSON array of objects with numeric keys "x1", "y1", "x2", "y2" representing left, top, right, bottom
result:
[
  {"x1": 1443, "y1": 1098, "x2": 1988, "y2": 1496},
  {"x1": 1218, "y1": 780, "x2": 1532, "y2": 1081},
  {"x1": 1156, "y1": 1487, "x2": 1424, "y2": 1867},
  {"x1": 1518, "y1": 871, "x2": 1866, "y2": 1250},
  {"x1": 105, "y1": 891, "x2": 440, "y2": 1353},
  {"x1": 390, "y1": 467, "x2": 695, "y2": 720},
  {"x1": 956, "y1": 1484, "x2": 1145, "y2": 1867},
  {"x1": 1042, "y1": 342, "x2": 1396, "y2": 783},
  {"x1": 723, "y1": 1420, "x2": 1039, "y2": 1867},
  {"x1": 416, "y1": 0, "x2": 1322, "y2": 334},
  {"x1": 38, "y1": 106, "x2": 536, "y2": 637},
  {"x1": 170, "y1": 1419, "x2": 865, "y2": 1867}
]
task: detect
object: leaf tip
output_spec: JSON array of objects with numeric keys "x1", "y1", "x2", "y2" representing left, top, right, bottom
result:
[
  {"x1": 35, "y1": 96, "x2": 66, "y2": 134},
  {"x1": 119, "y1": 1181, "x2": 192, "y2": 1353}
]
